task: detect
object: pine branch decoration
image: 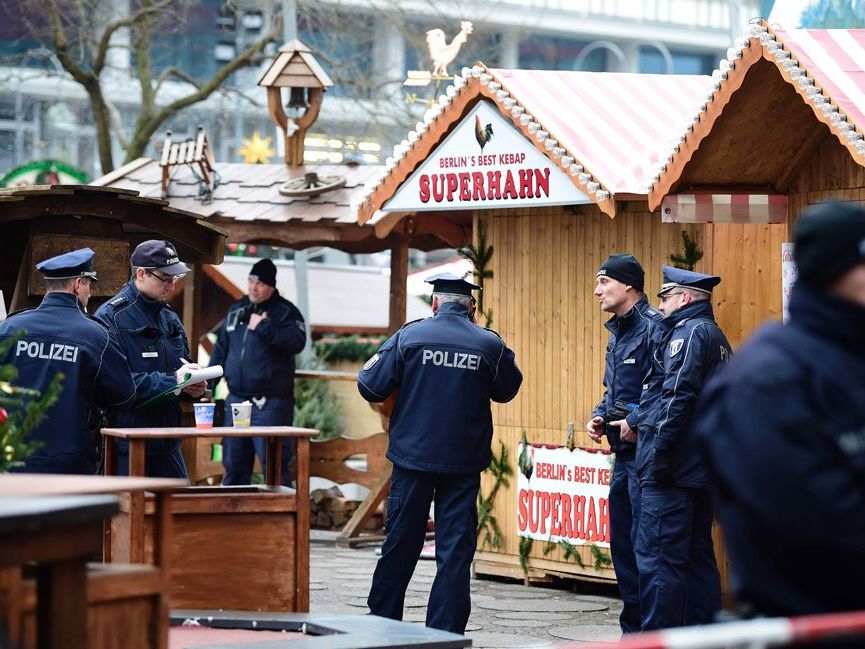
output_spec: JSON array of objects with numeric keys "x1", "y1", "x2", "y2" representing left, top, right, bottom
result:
[
  {"x1": 669, "y1": 230, "x2": 704, "y2": 271},
  {"x1": 459, "y1": 219, "x2": 494, "y2": 327}
]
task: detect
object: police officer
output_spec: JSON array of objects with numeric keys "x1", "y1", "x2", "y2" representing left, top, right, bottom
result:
[
  {"x1": 358, "y1": 272, "x2": 522, "y2": 634},
  {"x1": 635, "y1": 265, "x2": 732, "y2": 630},
  {"x1": 697, "y1": 202, "x2": 865, "y2": 621},
  {"x1": 587, "y1": 254, "x2": 663, "y2": 633},
  {"x1": 0, "y1": 248, "x2": 136, "y2": 474},
  {"x1": 95, "y1": 240, "x2": 205, "y2": 478},
  {"x1": 209, "y1": 258, "x2": 306, "y2": 486}
]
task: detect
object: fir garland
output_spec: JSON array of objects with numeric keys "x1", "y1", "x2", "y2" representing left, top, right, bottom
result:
[
  {"x1": 476, "y1": 440, "x2": 512, "y2": 551},
  {"x1": 669, "y1": 230, "x2": 704, "y2": 271},
  {"x1": 459, "y1": 218, "x2": 494, "y2": 327}
]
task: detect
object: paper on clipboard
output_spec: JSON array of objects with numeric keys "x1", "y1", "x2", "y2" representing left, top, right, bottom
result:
[{"x1": 174, "y1": 365, "x2": 223, "y2": 395}]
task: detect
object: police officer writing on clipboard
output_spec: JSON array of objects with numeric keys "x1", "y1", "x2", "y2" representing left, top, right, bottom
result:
[
  {"x1": 0, "y1": 248, "x2": 136, "y2": 474},
  {"x1": 357, "y1": 272, "x2": 522, "y2": 634},
  {"x1": 96, "y1": 240, "x2": 205, "y2": 478}
]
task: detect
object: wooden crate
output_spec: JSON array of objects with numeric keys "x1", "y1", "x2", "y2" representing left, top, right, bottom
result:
[
  {"x1": 4, "y1": 564, "x2": 164, "y2": 649},
  {"x1": 110, "y1": 486, "x2": 304, "y2": 612}
]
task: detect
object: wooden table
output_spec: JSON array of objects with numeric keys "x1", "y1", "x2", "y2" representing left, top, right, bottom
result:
[
  {"x1": 101, "y1": 426, "x2": 318, "y2": 612},
  {"x1": 0, "y1": 496, "x2": 116, "y2": 649},
  {"x1": 0, "y1": 474, "x2": 185, "y2": 649}
]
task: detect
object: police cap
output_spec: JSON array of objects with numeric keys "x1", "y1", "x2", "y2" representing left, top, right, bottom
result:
[
  {"x1": 657, "y1": 265, "x2": 720, "y2": 297},
  {"x1": 36, "y1": 247, "x2": 98, "y2": 281},
  {"x1": 131, "y1": 240, "x2": 189, "y2": 276},
  {"x1": 425, "y1": 272, "x2": 481, "y2": 296}
]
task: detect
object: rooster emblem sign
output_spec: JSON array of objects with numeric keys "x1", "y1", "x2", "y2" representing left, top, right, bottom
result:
[
  {"x1": 475, "y1": 115, "x2": 494, "y2": 153},
  {"x1": 426, "y1": 21, "x2": 473, "y2": 77}
]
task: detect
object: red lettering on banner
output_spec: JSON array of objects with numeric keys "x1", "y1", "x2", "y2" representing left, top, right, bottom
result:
[
  {"x1": 472, "y1": 172, "x2": 486, "y2": 200},
  {"x1": 517, "y1": 488, "x2": 528, "y2": 532},
  {"x1": 459, "y1": 173, "x2": 471, "y2": 200},
  {"x1": 539, "y1": 492, "x2": 551, "y2": 534},
  {"x1": 573, "y1": 495, "x2": 585, "y2": 537},
  {"x1": 446, "y1": 174, "x2": 458, "y2": 201},
  {"x1": 487, "y1": 171, "x2": 501, "y2": 199},
  {"x1": 528, "y1": 489, "x2": 539, "y2": 533},
  {"x1": 502, "y1": 170, "x2": 518, "y2": 199},
  {"x1": 550, "y1": 493, "x2": 562, "y2": 535},
  {"x1": 586, "y1": 497, "x2": 598, "y2": 541},
  {"x1": 598, "y1": 497, "x2": 609, "y2": 543},
  {"x1": 518, "y1": 169, "x2": 534, "y2": 199},
  {"x1": 561, "y1": 493, "x2": 573, "y2": 538},
  {"x1": 419, "y1": 175, "x2": 431, "y2": 203},
  {"x1": 535, "y1": 168, "x2": 550, "y2": 197},
  {"x1": 597, "y1": 469, "x2": 610, "y2": 486},
  {"x1": 432, "y1": 174, "x2": 444, "y2": 202}
]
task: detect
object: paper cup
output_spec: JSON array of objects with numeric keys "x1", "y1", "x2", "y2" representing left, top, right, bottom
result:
[
  {"x1": 193, "y1": 402, "x2": 216, "y2": 429},
  {"x1": 231, "y1": 401, "x2": 252, "y2": 427}
]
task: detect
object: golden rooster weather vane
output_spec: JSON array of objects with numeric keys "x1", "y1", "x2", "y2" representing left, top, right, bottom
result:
[{"x1": 404, "y1": 20, "x2": 474, "y2": 106}]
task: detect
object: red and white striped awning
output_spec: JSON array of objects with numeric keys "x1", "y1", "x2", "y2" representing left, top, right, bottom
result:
[
  {"x1": 662, "y1": 194, "x2": 788, "y2": 224},
  {"x1": 489, "y1": 69, "x2": 712, "y2": 195}
]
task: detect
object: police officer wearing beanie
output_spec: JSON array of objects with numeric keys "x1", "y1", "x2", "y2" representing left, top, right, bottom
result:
[
  {"x1": 358, "y1": 273, "x2": 522, "y2": 634},
  {"x1": 634, "y1": 265, "x2": 732, "y2": 630},
  {"x1": 696, "y1": 202, "x2": 865, "y2": 623},
  {"x1": 209, "y1": 258, "x2": 306, "y2": 486},
  {"x1": 0, "y1": 248, "x2": 136, "y2": 474},
  {"x1": 587, "y1": 253, "x2": 663, "y2": 633},
  {"x1": 95, "y1": 240, "x2": 205, "y2": 478}
]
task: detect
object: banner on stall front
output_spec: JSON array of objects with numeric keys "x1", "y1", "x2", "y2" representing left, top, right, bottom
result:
[
  {"x1": 383, "y1": 100, "x2": 591, "y2": 212},
  {"x1": 515, "y1": 442, "x2": 612, "y2": 548}
]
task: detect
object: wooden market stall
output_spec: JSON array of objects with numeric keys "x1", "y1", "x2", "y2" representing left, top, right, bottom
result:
[
  {"x1": 649, "y1": 20, "x2": 865, "y2": 327},
  {"x1": 353, "y1": 57, "x2": 798, "y2": 586}
]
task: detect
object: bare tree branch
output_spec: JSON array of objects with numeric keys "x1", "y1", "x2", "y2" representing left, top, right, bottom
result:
[
  {"x1": 93, "y1": 0, "x2": 173, "y2": 74},
  {"x1": 154, "y1": 66, "x2": 200, "y2": 96}
]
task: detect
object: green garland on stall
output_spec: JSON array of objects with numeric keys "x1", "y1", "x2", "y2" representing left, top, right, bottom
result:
[
  {"x1": 669, "y1": 230, "x2": 704, "y2": 271},
  {"x1": 518, "y1": 536, "x2": 534, "y2": 575},
  {"x1": 476, "y1": 440, "x2": 512, "y2": 551},
  {"x1": 458, "y1": 218, "x2": 494, "y2": 327},
  {"x1": 314, "y1": 334, "x2": 386, "y2": 363}
]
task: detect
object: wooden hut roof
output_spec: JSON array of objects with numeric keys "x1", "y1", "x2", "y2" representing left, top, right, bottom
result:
[
  {"x1": 0, "y1": 184, "x2": 227, "y2": 264},
  {"x1": 649, "y1": 22, "x2": 865, "y2": 217},
  {"x1": 93, "y1": 158, "x2": 469, "y2": 253},
  {"x1": 355, "y1": 64, "x2": 712, "y2": 221}
]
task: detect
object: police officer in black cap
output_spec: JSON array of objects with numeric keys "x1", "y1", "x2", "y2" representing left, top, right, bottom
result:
[
  {"x1": 209, "y1": 258, "x2": 306, "y2": 485},
  {"x1": 587, "y1": 253, "x2": 663, "y2": 633},
  {"x1": 696, "y1": 202, "x2": 865, "y2": 622},
  {"x1": 358, "y1": 272, "x2": 522, "y2": 634},
  {"x1": 95, "y1": 240, "x2": 206, "y2": 478},
  {"x1": 634, "y1": 265, "x2": 732, "y2": 630},
  {"x1": 0, "y1": 248, "x2": 136, "y2": 473}
]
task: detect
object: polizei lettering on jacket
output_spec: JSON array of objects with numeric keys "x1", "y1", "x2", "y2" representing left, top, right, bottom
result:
[
  {"x1": 16, "y1": 340, "x2": 79, "y2": 363},
  {"x1": 418, "y1": 168, "x2": 551, "y2": 204},
  {"x1": 421, "y1": 349, "x2": 481, "y2": 370}
]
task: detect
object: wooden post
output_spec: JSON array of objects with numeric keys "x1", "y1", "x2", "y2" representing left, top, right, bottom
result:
[
  {"x1": 388, "y1": 235, "x2": 408, "y2": 333},
  {"x1": 182, "y1": 265, "x2": 203, "y2": 362}
]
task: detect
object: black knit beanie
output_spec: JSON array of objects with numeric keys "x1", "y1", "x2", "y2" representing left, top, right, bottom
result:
[
  {"x1": 597, "y1": 253, "x2": 645, "y2": 292},
  {"x1": 794, "y1": 202, "x2": 865, "y2": 288},
  {"x1": 249, "y1": 258, "x2": 277, "y2": 287}
]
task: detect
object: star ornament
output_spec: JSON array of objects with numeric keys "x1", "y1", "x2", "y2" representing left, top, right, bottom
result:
[{"x1": 239, "y1": 131, "x2": 274, "y2": 164}]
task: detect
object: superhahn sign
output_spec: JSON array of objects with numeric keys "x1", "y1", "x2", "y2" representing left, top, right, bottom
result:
[
  {"x1": 516, "y1": 442, "x2": 612, "y2": 548},
  {"x1": 383, "y1": 100, "x2": 591, "y2": 212}
]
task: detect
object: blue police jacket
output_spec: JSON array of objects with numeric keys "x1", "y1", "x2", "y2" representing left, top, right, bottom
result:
[
  {"x1": 95, "y1": 280, "x2": 191, "y2": 452},
  {"x1": 0, "y1": 292, "x2": 136, "y2": 473},
  {"x1": 357, "y1": 302, "x2": 522, "y2": 475},
  {"x1": 637, "y1": 299, "x2": 731, "y2": 488},
  {"x1": 592, "y1": 296, "x2": 663, "y2": 456},
  {"x1": 696, "y1": 284, "x2": 865, "y2": 615},
  {"x1": 209, "y1": 291, "x2": 306, "y2": 399}
]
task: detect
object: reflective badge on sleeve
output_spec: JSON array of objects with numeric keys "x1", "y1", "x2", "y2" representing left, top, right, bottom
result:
[
  {"x1": 363, "y1": 353, "x2": 380, "y2": 370},
  {"x1": 668, "y1": 338, "x2": 684, "y2": 357}
]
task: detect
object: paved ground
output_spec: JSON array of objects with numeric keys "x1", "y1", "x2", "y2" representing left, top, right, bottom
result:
[{"x1": 310, "y1": 532, "x2": 624, "y2": 647}]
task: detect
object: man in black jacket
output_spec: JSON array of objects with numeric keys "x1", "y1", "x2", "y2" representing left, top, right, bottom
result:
[
  {"x1": 210, "y1": 258, "x2": 306, "y2": 485},
  {"x1": 697, "y1": 202, "x2": 865, "y2": 621}
]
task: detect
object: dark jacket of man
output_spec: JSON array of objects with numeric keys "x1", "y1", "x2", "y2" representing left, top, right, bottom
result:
[
  {"x1": 95, "y1": 280, "x2": 190, "y2": 453},
  {"x1": 637, "y1": 299, "x2": 732, "y2": 488},
  {"x1": 697, "y1": 284, "x2": 865, "y2": 616},
  {"x1": 357, "y1": 301, "x2": 522, "y2": 475},
  {"x1": 0, "y1": 293, "x2": 136, "y2": 473},
  {"x1": 209, "y1": 291, "x2": 306, "y2": 399},
  {"x1": 592, "y1": 295, "x2": 663, "y2": 456}
]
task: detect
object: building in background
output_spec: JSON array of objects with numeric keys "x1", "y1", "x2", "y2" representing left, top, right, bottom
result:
[{"x1": 0, "y1": 0, "x2": 763, "y2": 177}]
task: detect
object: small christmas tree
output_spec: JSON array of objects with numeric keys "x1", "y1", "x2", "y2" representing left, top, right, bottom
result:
[{"x1": 0, "y1": 332, "x2": 64, "y2": 472}]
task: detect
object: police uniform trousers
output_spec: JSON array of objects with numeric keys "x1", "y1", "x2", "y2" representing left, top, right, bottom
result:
[
  {"x1": 368, "y1": 465, "x2": 480, "y2": 634},
  {"x1": 635, "y1": 485, "x2": 721, "y2": 630},
  {"x1": 222, "y1": 394, "x2": 294, "y2": 487},
  {"x1": 117, "y1": 443, "x2": 188, "y2": 479},
  {"x1": 609, "y1": 452, "x2": 641, "y2": 633}
]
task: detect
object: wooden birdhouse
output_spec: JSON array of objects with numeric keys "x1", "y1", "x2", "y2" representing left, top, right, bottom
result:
[{"x1": 258, "y1": 40, "x2": 333, "y2": 167}]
